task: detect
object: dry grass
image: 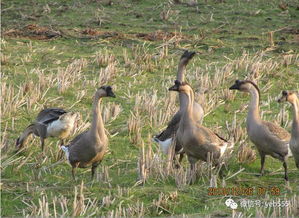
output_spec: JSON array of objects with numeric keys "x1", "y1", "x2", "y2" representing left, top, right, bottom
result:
[
  {"x1": 57, "y1": 58, "x2": 88, "y2": 93},
  {"x1": 232, "y1": 195, "x2": 299, "y2": 217},
  {"x1": 133, "y1": 90, "x2": 176, "y2": 129},
  {"x1": 237, "y1": 140, "x2": 257, "y2": 164},
  {"x1": 101, "y1": 102, "x2": 122, "y2": 124},
  {"x1": 127, "y1": 109, "x2": 143, "y2": 146},
  {"x1": 94, "y1": 50, "x2": 118, "y2": 86}
]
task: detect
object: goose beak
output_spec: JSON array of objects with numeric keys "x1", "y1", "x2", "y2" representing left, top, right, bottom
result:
[
  {"x1": 16, "y1": 137, "x2": 20, "y2": 148},
  {"x1": 108, "y1": 91, "x2": 116, "y2": 98},
  {"x1": 278, "y1": 91, "x2": 287, "y2": 103},
  {"x1": 277, "y1": 96, "x2": 285, "y2": 103},
  {"x1": 277, "y1": 91, "x2": 289, "y2": 103},
  {"x1": 181, "y1": 51, "x2": 196, "y2": 61},
  {"x1": 169, "y1": 85, "x2": 179, "y2": 91},
  {"x1": 15, "y1": 137, "x2": 22, "y2": 150},
  {"x1": 229, "y1": 83, "x2": 239, "y2": 90}
]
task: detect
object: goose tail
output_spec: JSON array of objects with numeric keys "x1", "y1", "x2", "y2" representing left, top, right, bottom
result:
[
  {"x1": 61, "y1": 145, "x2": 70, "y2": 161},
  {"x1": 220, "y1": 142, "x2": 234, "y2": 157},
  {"x1": 220, "y1": 143, "x2": 228, "y2": 157},
  {"x1": 286, "y1": 143, "x2": 293, "y2": 158},
  {"x1": 152, "y1": 137, "x2": 173, "y2": 155}
]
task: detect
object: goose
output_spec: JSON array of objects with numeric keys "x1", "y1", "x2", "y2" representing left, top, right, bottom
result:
[
  {"x1": 154, "y1": 51, "x2": 204, "y2": 166},
  {"x1": 61, "y1": 86, "x2": 115, "y2": 180},
  {"x1": 229, "y1": 80, "x2": 291, "y2": 180},
  {"x1": 16, "y1": 108, "x2": 78, "y2": 151},
  {"x1": 169, "y1": 80, "x2": 229, "y2": 172},
  {"x1": 278, "y1": 90, "x2": 299, "y2": 168}
]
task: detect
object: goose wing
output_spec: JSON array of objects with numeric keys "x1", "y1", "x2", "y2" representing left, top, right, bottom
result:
[
  {"x1": 68, "y1": 130, "x2": 97, "y2": 164},
  {"x1": 185, "y1": 125, "x2": 226, "y2": 159},
  {"x1": 36, "y1": 108, "x2": 67, "y2": 124},
  {"x1": 69, "y1": 130, "x2": 88, "y2": 147},
  {"x1": 262, "y1": 121, "x2": 290, "y2": 142},
  {"x1": 197, "y1": 125, "x2": 224, "y2": 145},
  {"x1": 155, "y1": 111, "x2": 181, "y2": 141}
]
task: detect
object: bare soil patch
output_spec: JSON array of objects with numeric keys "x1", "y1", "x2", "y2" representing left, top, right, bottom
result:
[
  {"x1": 81, "y1": 28, "x2": 123, "y2": 39},
  {"x1": 3, "y1": 24, "x2": 62, "y2": 40},
  {"x1": 136, "y1": 30, "x2": 186, "y2": 41}
]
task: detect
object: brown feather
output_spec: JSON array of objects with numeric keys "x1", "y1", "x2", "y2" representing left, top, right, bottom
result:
[{"x1": 262, "y1": 121, "x2": 291, "y2": 141}]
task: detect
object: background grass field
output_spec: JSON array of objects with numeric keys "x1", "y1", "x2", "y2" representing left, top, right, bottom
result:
[{"x1": 1, "y1": 0, "x2": 299, "y2": 216}]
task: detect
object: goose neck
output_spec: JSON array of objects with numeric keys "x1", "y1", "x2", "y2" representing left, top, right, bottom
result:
[
  {"x1": 176, "y1": 61, "x2": 185, "y2": 82},
  {"x1": 291, "y1": 97, "x2": 299, "y2": 135},
  {"x1": 91, "y1": 97, "x2": 107, "y2": 144},
  {"x1": 182, "y1": 89, "x2": 194, "y2": 122},
  {"x1": 179, "y1": 93, "x2": 188, "y2": 110},
  {"x1": 247, "y1": 86, "x2": 261, "y2": 124}
]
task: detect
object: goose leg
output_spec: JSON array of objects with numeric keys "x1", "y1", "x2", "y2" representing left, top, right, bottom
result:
[
  {"x1": 72, "y1": 163, "x2": 79, "y2": 181},
  {"x1": 215, "y1": 161, "x2": 224, "y2": 178},
  {"x1": 72, "y1": 167, "x2": 76, "y2": 180},
  {"x1": 188, "y1": 156, "x2": 197, "y2": 184},
  {"x1": 189, "y1": 163, "x2": 196, "y2": 185},
  {"x1": 260, "y1": 153, "x2": 265, "y2": 176},
  {"x1": 178, "y1": 153, "x2": 184, "y2": 164},
  {"x1": 40, "y1": 137, "x2": 45, "y2": 152},
  {"x1": 173, "y1": 153, "x2": 184, "y2": 169},
  {"x1": 283, "y1": 159, "x2": 288, "y2": 181},
  {"x1": 36, "y1": 123, "x2": 47, "y2": 152},
  {"x1": 91, "y1": 163, "x2": 99, "y2": 180},
  {"x1": 173, "y1": 156, "x2": 179, "y2": 169}
]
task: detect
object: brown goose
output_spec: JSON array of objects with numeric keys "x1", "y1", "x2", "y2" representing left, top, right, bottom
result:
[
  {"x1": 61, "y1": 86, "x2": 115, "y2": 180},
  {"x1": 16, "y1": 108, "x2": 78, "y2": 151},
  {"x1": 169, "y1": 80, "x2": 229, "y2": 171},
  {"x1": 230, "y1": 80, "x2": 291, "y2": 180},
  {"x1": 278, "y1": 90, "x2": 299, "y2": 168},
  {"x1": 154, "y1": 51, "x2": 204, "y2": 166}
]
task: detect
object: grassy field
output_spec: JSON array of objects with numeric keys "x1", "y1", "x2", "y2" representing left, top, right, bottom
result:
[{"x1": 1, "y1": 0, "x2": 299, "y2": 216}]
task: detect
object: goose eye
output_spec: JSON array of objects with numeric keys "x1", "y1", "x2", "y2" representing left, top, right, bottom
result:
[{"x1": 282, "y1": 90, "x2": 288, "y2": 96}]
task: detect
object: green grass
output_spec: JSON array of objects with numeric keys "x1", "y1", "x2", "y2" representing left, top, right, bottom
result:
[{"x1": 1, "y1": 0, "x2": 299, "y2": 216}]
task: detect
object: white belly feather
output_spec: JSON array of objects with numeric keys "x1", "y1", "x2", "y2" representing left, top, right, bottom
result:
[{"x1": 47, "y1": 119, "x2": 67, "y2": 137}]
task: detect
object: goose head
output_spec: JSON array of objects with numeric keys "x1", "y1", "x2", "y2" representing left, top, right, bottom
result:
[
  {"x1": 169, "y1": 80, "x2": 192, "y2": 93},
  {"x1": 95, "y1": 85, "x2": 116, "y2": 99},
  {"x1": 180, "y1": 50, "x2": 196, "y2": 64},
  {"x1": 229, "y1": 80, "x2": 260, "y2": 97},
  {"x1": 278, "y1": 90, "x2": 298, "y2": 104},
  {"x1": 15, "y1": 137, "x2": 22, "y2": 149}
]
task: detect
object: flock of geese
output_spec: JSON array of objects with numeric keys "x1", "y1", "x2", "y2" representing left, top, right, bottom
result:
[{"x1": 16, "y1": 51, "x2": 299, "y2": 181}]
